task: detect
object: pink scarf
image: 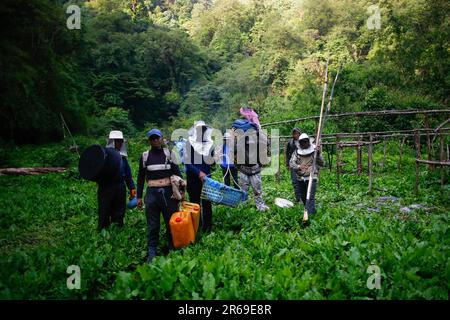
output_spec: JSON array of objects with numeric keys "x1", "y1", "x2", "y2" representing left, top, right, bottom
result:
[{"x1": 240, "y1": 107, "x2": 261, "y2": 129}]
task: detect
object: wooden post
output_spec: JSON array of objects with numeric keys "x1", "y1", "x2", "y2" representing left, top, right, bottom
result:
[
  {"x1": 336, "y1": 135, "x2": 341, "y2": 187},
  {"x1": 398, "y1": 136, "x2": 406, "y2": 171},
  {"x1": 276, "y1": 156, "x2": 280, "y2": 183},
  {"x1": 381, "y1": 136, "x2": 387, "y2": 169},
  {"x1": 424, "y1": 115, "x2": 432, "y2": 170},
  {"x1": 440, "y1": 132, "x2": 445, "y2": 191},
  {"x1": 414, "y1": 130, "x2": 421, "y2": 195},
  {"x1": 368, "y1": 134, "x2": 373, "y2": 194},
  {"x1": 357, "y1": 139, "x2": 362, "y2": 175},
  {"x1": 325, "y1": 144, "x2": 332, "y2": 172}
]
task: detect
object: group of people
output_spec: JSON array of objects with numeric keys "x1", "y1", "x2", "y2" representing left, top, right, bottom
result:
[{"x1": 96, "y1": 117, "x2": 323, "y2": 263}]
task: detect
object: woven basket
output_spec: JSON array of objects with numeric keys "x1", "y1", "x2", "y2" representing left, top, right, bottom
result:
[{"x1": 201, "y1": 177, "x2": 247, "y2": 207}]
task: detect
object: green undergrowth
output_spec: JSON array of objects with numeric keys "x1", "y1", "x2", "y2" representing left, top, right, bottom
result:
[{"x1": 0, "y1": 141, "x2": 448, "y2": 299}]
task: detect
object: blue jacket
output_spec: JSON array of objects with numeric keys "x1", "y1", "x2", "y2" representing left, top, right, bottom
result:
[
  {"x1": 220, "y1": 144, "x2": 235, "y2": 169},
  {"x1": 185, "y1": 144, "x2": 214, "y2": 177},
  {"x1": 120, "y1": 157, "x2": 135, "y2": 191}
]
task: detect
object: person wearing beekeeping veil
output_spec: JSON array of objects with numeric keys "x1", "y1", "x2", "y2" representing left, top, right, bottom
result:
[
  {"x1": 289, "y1": 133, "x2": 324, "y2": 215},
  {"x1": 183, "y1": 121, "x2": 215, "y2": 233}
]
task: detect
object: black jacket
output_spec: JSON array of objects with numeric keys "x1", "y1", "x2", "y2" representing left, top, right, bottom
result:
[{"x1": 285, "y1": 139, "x2": 299, "y2": 167}]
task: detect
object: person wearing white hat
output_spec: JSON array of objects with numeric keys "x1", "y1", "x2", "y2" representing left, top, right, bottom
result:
[
  {"x1": 184, "y1": 121, "x2": 215, "y2": 233},
  {"x1": 289, "y1": 133, "x2": 324, "y2": 215},
  {"x1": 97, "y1": 130, "x2": 135, "y2": 230}
]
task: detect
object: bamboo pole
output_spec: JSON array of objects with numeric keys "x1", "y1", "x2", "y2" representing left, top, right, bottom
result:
[
  {"x1": 325, "y1": 144, "x2": 332, "y2": 172},
  {"x1": 276, "y1": 154, "x2": 280, "y2": 183},
  {"x1": 368, "y1": 134, "x2": 373, "y2": 193},
  {"x1": 381, "y1": 137, "x2": 387, "y2": 169},
  {"x1": 336, "y1": 136, "x2": 341, "y2": 188},
  {"x1": 425, "y1": 115, "x2": 432, "y2": 170},
  {"x1": 414, "y1": 130, "x2": 421, "y2": 195},
  {"x1": 398, "y1": 136, "x2": 406, "y2": 171},
  {"x1": 59, "y1": 112, "x2": 80, "y2": 158},
  {"x1": 432, "y1": 118, "x2": 450, "y2": 144},
  {"x1": 415, "y1": 159, "x2": 450, "y2": 166},
  {"x1": 303, "y1": 59, "x2": 329, "y2": 223},
  {"x1": 278, "y1": 127, "x2": 450, "y2": 140},
  {"x1": 357, "y1": 139, "x2": 362, "y2": 176},
  {"x1": 261, "y1": 109, "x2": 450, "y2": 128},
  {"x1": 320, "y1": 140, "x2": 381, "y2": 146},
  {"x1": 440, "y1": 132, "x2": 445, "y2": 191}
]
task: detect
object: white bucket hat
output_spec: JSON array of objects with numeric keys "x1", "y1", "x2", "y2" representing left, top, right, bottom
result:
[
  {"x1": 107, "y1": 130, "x2": 127, "y2": 156},
  {"x1": 109, "y1": 130, "x2": 124, "y2": 140},
  {"x1": 297, "y1": 133, "x2": 316, "y2": 155}
]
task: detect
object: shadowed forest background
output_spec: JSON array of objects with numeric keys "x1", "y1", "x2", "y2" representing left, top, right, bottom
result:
[{"x1": 0, "y1": 0, "x2": 448, "y2": 146}]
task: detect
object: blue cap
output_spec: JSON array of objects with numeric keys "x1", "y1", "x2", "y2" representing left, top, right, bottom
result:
[{"x1": 146, "y1": 128, "x2": 162, "y2": 138}]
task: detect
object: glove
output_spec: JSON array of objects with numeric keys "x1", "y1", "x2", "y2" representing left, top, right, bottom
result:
[{"x1": 129, "y1": 188, "x2": 136, "y2": 200}]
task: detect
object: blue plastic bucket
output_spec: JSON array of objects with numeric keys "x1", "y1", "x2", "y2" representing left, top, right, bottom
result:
[{"x1": 128, "y1": 197, "x2": 137, "y2": 209}]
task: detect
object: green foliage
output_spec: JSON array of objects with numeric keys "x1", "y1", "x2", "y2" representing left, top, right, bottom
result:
[
  {"x1": 1, "y1": 0, "x2": 449, "y2": 301},
  {"x1": 2, "y1": 0, "x2": 448, "y2": 145},
  {"x1": 0, "y1": 141, "x2": 448, "y2": 299},
  {"x1": 0, "y1": 0, "x2": 90, "y2": 143},
  {"x1": 84, "y1": 10, "x2": 211, "y2": 129},
  {"x1": 90, "y1": 107, "x2": 136, "y2": 138}
]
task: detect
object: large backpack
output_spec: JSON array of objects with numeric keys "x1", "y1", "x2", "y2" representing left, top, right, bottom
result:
[{"x1": 232, "y1": 120, "x2": 270, "y2": 167}]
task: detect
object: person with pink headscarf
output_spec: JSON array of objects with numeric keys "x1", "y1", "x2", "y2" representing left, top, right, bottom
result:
[{"x1": 240, "y1": 106, "x2": 261, "y2": 129}]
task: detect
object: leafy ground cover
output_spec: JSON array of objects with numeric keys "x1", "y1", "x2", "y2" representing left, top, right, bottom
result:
[{"x1": 0, "y1": 140, "x2": 448, "y2": 299}]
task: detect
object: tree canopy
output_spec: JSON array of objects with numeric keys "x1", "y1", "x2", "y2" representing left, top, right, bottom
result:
[{"x1": 1, "y1": 0, "x2": 448, "y2": 143}]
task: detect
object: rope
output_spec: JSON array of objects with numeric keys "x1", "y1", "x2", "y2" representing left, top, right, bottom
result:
[
  {"x1": 223, "y1": 163, "x2": 243, "y2": 191},
  {"x1": 221, "y1": 148, "x2": 243, "y2": 191}
]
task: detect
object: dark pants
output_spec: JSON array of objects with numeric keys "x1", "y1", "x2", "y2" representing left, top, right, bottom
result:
[
  {"x1": 222, "y1": 166, "x2": 239, "y2": 188},
  {"x1": 298, "y1": 179, "x2": 317, "y2": 214},
  {"x1": 144, "y1": 186, "x2": 179, "y2": 251},
  {"x1": 290, "y1": 168, "x2": 302, "y2": 202},
  {"x1": 97, "y1": 182, "x2": 126, "y2": 230},
  {"x1": 187, "y1": 171, "x2": 212, "y2": 231}
]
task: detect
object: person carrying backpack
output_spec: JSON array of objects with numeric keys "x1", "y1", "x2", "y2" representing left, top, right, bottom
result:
[
  {"x1": 97, "y1": 130, "x2": 136, "y2": 230},
  {"x1": 232, "y1": 118, "x2": 270, "y2": 212}
]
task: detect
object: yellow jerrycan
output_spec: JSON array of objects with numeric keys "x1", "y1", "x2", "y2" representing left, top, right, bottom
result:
[
  {"x1": 181, "y1": 201, "x2": 201, "y2": 235},
  {"x1": 170, "y1": 211, "x2": 195, "y2": 249}
]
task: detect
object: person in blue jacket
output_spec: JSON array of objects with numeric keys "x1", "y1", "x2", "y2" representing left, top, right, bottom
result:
[
  {"x1": 183, "y1": 121, "x2": 215, "y2": 233},
  {"x1": 99, "y1": 130, "x2": 135, "y2": 229}
]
